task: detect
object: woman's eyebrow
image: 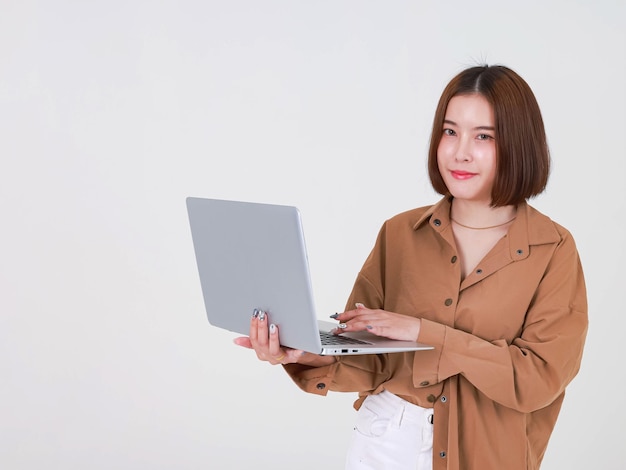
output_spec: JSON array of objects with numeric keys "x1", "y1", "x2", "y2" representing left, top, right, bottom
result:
[{"x1": 443, "y1": 119, "x2": 494, "y2": 131}]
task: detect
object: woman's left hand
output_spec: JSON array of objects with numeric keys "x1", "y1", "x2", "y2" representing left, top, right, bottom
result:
[{"x1": 332, "y1": 303, "x2": 422, "y2": 342}]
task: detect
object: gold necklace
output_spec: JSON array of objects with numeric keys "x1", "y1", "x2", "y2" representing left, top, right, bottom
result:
[{"x1": 451, "y1": 216, "x2": 517, "y2": 230}]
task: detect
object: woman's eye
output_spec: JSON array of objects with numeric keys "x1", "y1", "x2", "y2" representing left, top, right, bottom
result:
[
  {"x1": 477, "y1": 133, "x2": 493, "y2": 141},
  {"x1": 443, "y1": 128, "x2": 455, "y2": 136}
]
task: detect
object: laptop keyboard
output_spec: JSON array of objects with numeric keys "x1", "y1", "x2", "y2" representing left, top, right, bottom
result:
[{"x1": 319, "y1": 331, "x2": 371, "y2": 346}]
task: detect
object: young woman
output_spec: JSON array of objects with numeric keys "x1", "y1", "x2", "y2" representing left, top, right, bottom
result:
[{"x1": 235, "y1": 64, "x2": 588, "y2": 470}]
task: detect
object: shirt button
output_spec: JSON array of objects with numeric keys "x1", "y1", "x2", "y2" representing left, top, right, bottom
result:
[
  {"x1": 441, "y1": 395, "x2": 447, "y2": 403},
  {"x1": 427, "y1": 394, "x2": 436, "y2": 403},
  {"x1": 451, "y1": 255, "x2": 457, "y2": 263},
  {"x1": 516, "y1": 249, "x2": 524, "y2": 255},
  {"x1": 476, "y1": 268, "x2": 483, "y2": 274},
  {"x1": 420, "y1": 381, "x2": 430, "y2": 387},
  {"x1": 433, "y1": 219, "x2": 441, "y2": 227},
  {"x1": 444, "y1": 298, "x2": 453, "y2": 306},
  {"x1": 439, "y1": 451, "x2": 447, "y2": 458},
  {"x1": 316, "y1": 383, "x2": 326, "y2": 390}
]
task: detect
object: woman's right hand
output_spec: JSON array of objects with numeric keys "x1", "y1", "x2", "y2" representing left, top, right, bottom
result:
[{"x1": 233, "y1": 310, "x2": 336, "y2": 367}]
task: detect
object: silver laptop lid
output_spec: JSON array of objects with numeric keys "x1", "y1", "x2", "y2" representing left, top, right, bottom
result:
[{"x1": 186, "y1": 197, "x2": 323, "y2": 353}]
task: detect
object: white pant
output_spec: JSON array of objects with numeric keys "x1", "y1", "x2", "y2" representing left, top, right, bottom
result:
[{"x1": 345, "y1": 391, "x2": 434, "y2": 470}]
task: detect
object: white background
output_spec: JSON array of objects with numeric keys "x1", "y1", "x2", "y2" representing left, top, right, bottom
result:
[{"x1": 1, "y1": 1, "x2": 624, "y2": 468}]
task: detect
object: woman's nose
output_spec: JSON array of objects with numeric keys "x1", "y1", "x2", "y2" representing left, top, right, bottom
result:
[{"x1": 454, "y1": 137, "x2": 472, "y2": 162}]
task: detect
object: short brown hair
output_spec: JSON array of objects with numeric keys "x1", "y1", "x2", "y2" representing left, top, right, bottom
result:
[{"x1": 427, "y1": 65, "x2": 550, "y2": 206}]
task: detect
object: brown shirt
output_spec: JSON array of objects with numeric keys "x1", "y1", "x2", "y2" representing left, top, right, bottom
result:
[{"x1": 284, "y1": 197, "x2": 588, "y2": 470}]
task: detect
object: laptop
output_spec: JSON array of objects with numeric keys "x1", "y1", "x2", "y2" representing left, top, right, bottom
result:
[{"x1": 186, "y1": 197, "x2": 433, "y2": 355}]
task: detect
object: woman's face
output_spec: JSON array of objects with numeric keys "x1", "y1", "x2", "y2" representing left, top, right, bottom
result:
[{"x1": 437, "y1": 94, "x2": 497, "y2": 205}]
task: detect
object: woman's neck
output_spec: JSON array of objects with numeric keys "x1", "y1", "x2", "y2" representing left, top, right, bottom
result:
[{"x1": 450, "y1": 198, "x2": 517, "y2": 229}]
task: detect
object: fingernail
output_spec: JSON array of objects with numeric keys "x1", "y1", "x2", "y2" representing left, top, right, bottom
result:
[
  {"x1": 338, "y1": 323, "x2": 347, "y2": 329},
  {"x1": 270, "y1": 323, "x2": 276, "y2": 334},
  {"x1": 252, "y1": 309, "x2": 260, "y2": 318},
  {"x1": 330, "y1": 313, "x2": 339, "y2": 319},
  {"x1": 366, "y1": 325, "x2": 373, "y2": 330},
  {"x1": 355, "y1": 303, "x2": 365, "y2": 309},
  {"x1": 258, "y1": 311, "x2": 266, "y2": 321}
]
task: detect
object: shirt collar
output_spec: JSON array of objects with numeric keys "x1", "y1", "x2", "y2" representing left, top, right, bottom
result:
[
  {"x1": 413, "y1": 196, "x2": 452, "y2": 231},
  {"x1": 412, "y1": 196, "x2": 561, "y2": 260}
]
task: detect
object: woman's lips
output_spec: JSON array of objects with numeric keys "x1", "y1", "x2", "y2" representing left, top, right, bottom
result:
[{"x1": 451, "y1": 170, "x2": 477, "y2": 180}]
